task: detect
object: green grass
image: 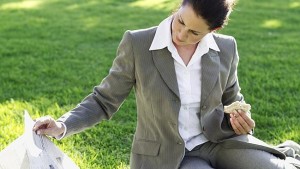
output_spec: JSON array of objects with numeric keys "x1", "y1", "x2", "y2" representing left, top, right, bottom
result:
[{"x1": 0, "y1": 0, "x2": 299, "y2": 168}]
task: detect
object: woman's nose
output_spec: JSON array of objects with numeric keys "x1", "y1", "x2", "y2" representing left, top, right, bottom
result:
[{"x1": 178, "y1": 28, "x2": 188, "y2": 40}]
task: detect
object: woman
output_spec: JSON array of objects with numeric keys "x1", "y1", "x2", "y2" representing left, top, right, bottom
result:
[{"x1": 33, "y1": 0, "x2": 296, "y2": 168}]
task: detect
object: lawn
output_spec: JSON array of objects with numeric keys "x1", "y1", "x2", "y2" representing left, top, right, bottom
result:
[{"x1": 0, "y1": 0, "x2": 299, "y2": 168}]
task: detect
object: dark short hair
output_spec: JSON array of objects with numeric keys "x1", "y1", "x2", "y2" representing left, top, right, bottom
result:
[{"x1": 181, "y1": 0, "x2": 237, "y2": 30}]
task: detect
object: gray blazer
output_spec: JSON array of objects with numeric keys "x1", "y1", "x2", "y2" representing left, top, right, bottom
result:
[{"x1": 58, "y1": 27, "x2": 285, "y2": 169}]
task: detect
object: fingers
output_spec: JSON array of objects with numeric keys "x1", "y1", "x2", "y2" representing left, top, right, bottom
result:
[
  {"x1": 35, "y1": 128, "x2": 52, "y2": 135},
  {"x1": 33, "y1": 116, "x2": 53, "y2": 131},
  {"x1": 230, "y1": 110, "x2": 255, "y2": 135},
  {"x1": 230, "y1": 117, "x2": 242, "y2": 135},
  {"x1": 33, "y1": 116, "x2": 60, "y2": 137}
]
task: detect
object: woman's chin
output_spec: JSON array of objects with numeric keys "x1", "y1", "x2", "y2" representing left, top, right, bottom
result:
[{"x1": 173, "y1": 40, "x2": 186, "y2": 46}]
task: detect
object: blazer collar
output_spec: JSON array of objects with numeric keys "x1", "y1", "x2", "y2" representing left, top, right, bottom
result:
[{"x1": 152, "y1": 48, "x2": 220, "y2": 102}]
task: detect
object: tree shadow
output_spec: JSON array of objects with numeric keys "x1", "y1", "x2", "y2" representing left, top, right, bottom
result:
[
  {"x1": 1, "y1": 0, "x2": 300, "y2": 168},
  {"x1": 0, "y1": 0, "x2": 178, "y2": 103},
  {"x1": 0, "y1": 1, "x2": 179, "y2": 168}
]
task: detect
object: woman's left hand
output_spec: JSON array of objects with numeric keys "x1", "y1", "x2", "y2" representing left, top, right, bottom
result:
[{"x1": 229, "y1": 109, "x2": 255, "y2": 135}]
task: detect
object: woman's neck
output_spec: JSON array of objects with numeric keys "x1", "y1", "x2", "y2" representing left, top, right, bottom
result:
[{"x1": 175, "y1": 43, "x2": 198, "y2": 66}]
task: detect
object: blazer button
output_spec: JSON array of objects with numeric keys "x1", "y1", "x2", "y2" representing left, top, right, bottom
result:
[
  {"x1": 177, "y1": 142, "x2": 183, "y2": 145},
  {"x1": 201, "y1": 105, "x2": 207, "y2": 110}
]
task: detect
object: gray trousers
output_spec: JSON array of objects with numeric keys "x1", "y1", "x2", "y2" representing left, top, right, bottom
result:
[{"x1": 180, "y1": 141, "x2": 296, "y2": 169}]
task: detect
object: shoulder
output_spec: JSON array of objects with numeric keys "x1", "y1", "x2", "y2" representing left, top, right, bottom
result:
[
  {"x1": 129, "y1": 26, "x2": 157, "y2": 36},
  {"x1": 212, "y1": 33, "x2": 236, "y2": 46},
  {"x1": 124, "y1": 27, "x2": 157, "y2": 41},
  {"x1": 212, "y1": 33, "x2": 237, "y2": 55},
  {"x1": 121, "y1": 27, "x2": 158, "y2": 48}
]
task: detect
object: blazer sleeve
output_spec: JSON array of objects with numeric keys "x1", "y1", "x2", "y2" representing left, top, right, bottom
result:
[
  {"x1": 222, "y1": 38, "x2": 254, "y2": 134},
  {"x1": 57, "y1": 31, "x2": 136, "y2": 138},
  {"x1": 221, "y1": 37, "x2": 254, "y2": 134},
  {"x1": 221, "y1": 37, "x2": 244, "y2": 105}
]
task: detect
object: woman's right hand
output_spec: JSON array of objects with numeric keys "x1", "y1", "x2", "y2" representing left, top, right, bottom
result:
[{"x1": 33, "y1": 116, "x2": 65, "y2": 138}]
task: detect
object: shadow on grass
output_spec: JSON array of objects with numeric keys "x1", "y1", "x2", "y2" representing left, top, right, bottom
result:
[
  {"x1": 0, "y1": 1, "x2": 179, "y2": 168},
  {"x1": 0, "y1": 97, "x2": 136, "y2": 168},
  {"x1": 0, "y1": 0, "x2": 178, "y2": 103},
  {"x1": 1, "y1": 0, "x2": 300, "y2": 168}
]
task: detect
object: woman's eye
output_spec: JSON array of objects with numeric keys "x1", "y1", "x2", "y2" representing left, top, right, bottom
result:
[
  {"x1": 192, "y1": 31, "x2": 199, "y2": 36},
  {"x1": 178, "y1": 19, "x2": 184, "y2": 25}
]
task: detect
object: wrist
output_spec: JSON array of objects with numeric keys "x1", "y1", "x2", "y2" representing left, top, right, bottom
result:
[{"x1": 56, "y1": 122, "x2": 66, "y2": 137}]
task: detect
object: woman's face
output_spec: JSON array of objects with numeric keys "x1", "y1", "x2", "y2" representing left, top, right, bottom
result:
[{"x1": 171, "y1": 4, "x2": 211, "y2": 46}]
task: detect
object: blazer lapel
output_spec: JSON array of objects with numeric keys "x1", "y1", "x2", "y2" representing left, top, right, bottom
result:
[
  {"x1": 201, "y1": 50, "x2": 220, "y2": 103},
  {"x1": 152, "y1": 48, "x2": 180, "y2": 98},
  {"x1": 152, "y1": 48, "x2": 220, "y2": 101}
]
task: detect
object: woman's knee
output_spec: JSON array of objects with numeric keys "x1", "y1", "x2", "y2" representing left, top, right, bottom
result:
[
  {"x1": 215, "y1": 148, "x2": 296, "y2": 169},
  {"x1": 180, "y1": 156, "x2": 214, "y2": 169}
]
